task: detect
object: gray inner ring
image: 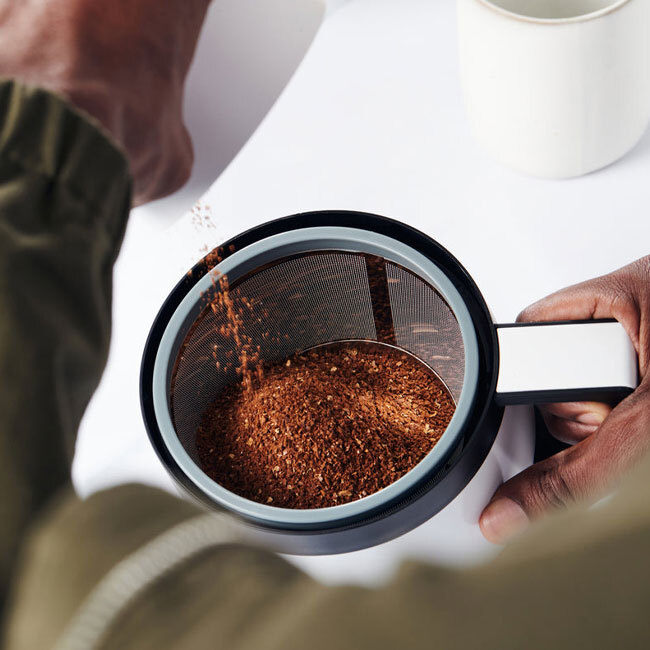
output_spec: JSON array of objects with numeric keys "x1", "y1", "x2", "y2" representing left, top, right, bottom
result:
[{"x1": 152, "y1": 227, "x2": 479, "y2": 526}]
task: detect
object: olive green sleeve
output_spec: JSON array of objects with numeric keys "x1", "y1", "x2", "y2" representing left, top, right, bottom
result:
[
  {"x1": 0, "y1": 79, "x2": 131, "y2": 614},
  {"x1": 92, "y1": 455, "x2": 648, "y2": 650},
  {"x1": 10, "y1": 456, "x2": 649, "y2": 650}
]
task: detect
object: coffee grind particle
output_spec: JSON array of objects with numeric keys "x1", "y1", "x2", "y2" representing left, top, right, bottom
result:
[{"x1": 196, "y1": 342, "x2": 456, "y2": 509}]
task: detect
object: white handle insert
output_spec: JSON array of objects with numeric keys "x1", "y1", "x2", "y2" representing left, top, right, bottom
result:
[{"x1": 496, "y1": 321, "x2": 638, "y2": 399}]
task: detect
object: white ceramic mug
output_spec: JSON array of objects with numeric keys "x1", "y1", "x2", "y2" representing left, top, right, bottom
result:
[{"x1": 457, "y1": 0, "x2": 650, "y2": 178}]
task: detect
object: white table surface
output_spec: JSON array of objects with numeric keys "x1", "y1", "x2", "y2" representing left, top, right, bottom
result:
[{"x1": 73, "y1": 0, "x2": 650, "y2": 586}]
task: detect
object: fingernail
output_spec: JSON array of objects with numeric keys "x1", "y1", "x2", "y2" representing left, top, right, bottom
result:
[
  {"x1": 480, "y1": 498, "x2": 529, "y2": 545},
  {"x1": 576, "y1": 409, "x2": 607, "y2": 427}
]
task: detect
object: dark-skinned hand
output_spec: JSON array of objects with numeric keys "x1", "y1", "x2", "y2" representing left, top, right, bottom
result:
[{"x1": 481, "y1": 256, "x2": 650, "y2": 543}]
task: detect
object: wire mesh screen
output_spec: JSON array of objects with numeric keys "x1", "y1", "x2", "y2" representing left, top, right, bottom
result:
[
  {"x1": 385, "y1": 262, "x2": 465, "y2": 401},
  {"x1": 170, "y1": 251, "x2": 464, "y2": 462}
]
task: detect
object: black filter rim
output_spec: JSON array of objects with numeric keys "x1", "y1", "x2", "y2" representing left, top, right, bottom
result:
[{"x1": 140, "y1": 211, "x2": 503, "y2": 544}]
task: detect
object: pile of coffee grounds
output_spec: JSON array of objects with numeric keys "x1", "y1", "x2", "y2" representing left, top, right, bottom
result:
[{"x1": 196, "y1": 342, "x2": 456, "y2": 509}]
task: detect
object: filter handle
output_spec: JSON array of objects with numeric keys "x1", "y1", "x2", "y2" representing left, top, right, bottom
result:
[{"x1": 495, "y1": 320, "x2": 638, "y2": 406}]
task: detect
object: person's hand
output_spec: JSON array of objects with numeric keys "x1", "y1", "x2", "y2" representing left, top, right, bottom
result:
[
  {"x1": 480, "y1": 256, "x2": 650, "y2": 543},
  {"x1": 0, "y1": 0, "x2": 210, "y2": 204}
]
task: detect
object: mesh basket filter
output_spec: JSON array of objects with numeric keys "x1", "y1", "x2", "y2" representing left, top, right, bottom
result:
[
  {"x1": 170, "y1": 251, "x2": 464, "y2": 463},
  {"x1": 385, "y1": 263, "x2": 464, "y2": 399}
]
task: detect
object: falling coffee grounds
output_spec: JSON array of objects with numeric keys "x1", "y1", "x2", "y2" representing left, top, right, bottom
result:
[{"x1": 196, "y1": 342, "x2": 456, "y2": 509}]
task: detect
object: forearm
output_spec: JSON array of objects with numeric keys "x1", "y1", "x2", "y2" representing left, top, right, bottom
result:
[{"x1": 0, "y1": 79, "x2": 131, "y2": 612}]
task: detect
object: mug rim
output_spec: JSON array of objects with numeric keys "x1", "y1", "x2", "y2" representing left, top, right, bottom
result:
[{"x1": 475, "y1": 0, "x2": 632, "y2": 25}]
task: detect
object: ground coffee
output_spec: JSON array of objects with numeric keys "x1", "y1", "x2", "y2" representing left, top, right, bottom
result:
[{"x1": 196, "y1": 341, "x2": 455, "y2": 509}]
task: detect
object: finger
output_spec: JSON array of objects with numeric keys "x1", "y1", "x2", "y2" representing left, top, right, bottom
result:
[
  {"x1": 480, "y1": 381, "x2": 650, "y2": 544},
  {"x1": 517, "y1": 275, "x2": 642, "y2": 360},
  {"x1": 541, "y1": 411, "x2": 599, "y2": 444},
  {"x1": 539, "y1": 401, "x2": 612, "y2": 444},
  {"x1": 519, "y1": 283, "x2": 601, "y2": 322}
]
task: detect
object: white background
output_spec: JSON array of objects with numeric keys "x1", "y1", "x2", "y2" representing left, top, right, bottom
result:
[{"x1": 73, "y1": 0, "x2": 650, "y2": 584}]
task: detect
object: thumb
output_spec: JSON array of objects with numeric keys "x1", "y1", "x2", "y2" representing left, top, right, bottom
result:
[{"x1": 479, "y1": 380, "x2": 650, "y2": 544}]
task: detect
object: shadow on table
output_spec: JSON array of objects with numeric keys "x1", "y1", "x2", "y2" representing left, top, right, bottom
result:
[
  {"x1": 533, "y1": 407, "x2": 569, "y2": 464},
  {"x1": 144, "y1": 0, "x2": 326, "y2": 226}
]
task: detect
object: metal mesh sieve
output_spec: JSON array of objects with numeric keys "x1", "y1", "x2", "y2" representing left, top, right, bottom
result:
[{"x1": 170, "y1": 250, "x2": 465, "y2": 464}]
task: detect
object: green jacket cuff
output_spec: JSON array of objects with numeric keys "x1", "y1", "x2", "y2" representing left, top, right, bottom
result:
[{"x1": 0, "y1": 79, "x2": 131, "y2": 242}]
